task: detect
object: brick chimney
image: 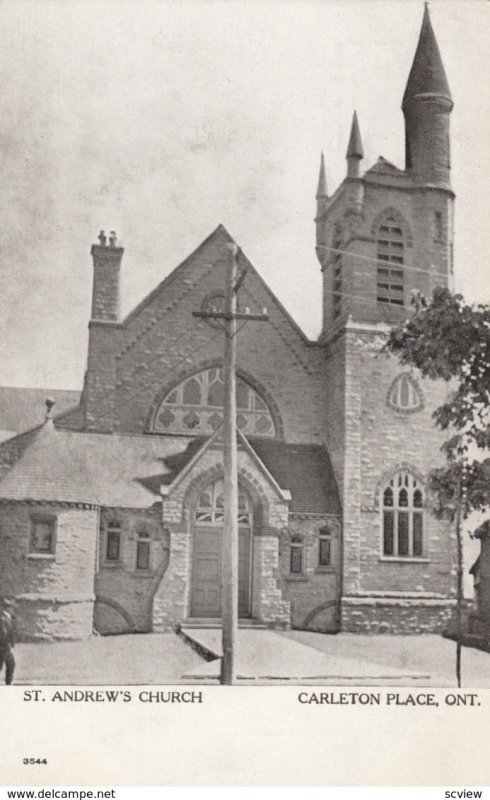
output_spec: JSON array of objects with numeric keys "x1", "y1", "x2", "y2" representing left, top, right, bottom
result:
[
  {"x1": 90, "y1": 231, "x2": 123, "y2": 321},
  {"x1": 85, "y1": 231, "x2": 123, "y2": 433}
]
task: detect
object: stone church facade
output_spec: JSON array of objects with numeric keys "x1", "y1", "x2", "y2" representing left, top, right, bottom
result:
[{"x1": 0, "y1": 7, "x2": 458, "y2": 640}]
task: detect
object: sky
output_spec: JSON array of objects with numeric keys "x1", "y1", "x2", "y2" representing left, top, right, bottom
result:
[{"x1": 0, "y1": 0, "x2": 488, "y2": 390}]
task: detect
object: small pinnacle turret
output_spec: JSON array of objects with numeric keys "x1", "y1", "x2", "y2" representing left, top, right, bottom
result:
[
  {"x1": 316, "y1": 153, "x2": 328, "y2": 198},
  {"x1": 346, "y1": 112, "x2": 363, "y2": 178}
]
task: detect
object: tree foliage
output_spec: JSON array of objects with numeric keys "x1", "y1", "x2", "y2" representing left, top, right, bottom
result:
[{"x1": 386, "y1": 287, "x2": 490, "y2": 518}]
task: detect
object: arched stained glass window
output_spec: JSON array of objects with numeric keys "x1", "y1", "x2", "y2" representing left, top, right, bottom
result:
[
  {"x1": 377, "y1": 216, "x2": 404, "y2": 306},
  {"x1": 153, "y1": 368, "x2": 276, "y2": 436},
  {"x1": 195, "y1": 479, "x2": 252, "y2": 525},
  {"x1": 382, "y1": 471, "x2": 425, "y2": 558}
]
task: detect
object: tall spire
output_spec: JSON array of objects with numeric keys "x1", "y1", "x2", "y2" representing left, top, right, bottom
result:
[
  {"x1": 402, "y1": 5, "x2": 453, "y2": 187},
  {"x1": 316, "y1": 153, "x2": 328, "y2": 198},
  {"x1": 402, "y1": 4, "x2": 451, "y2": 110},
  {"x1": 346, "y1": 112, "x2": 363, "y2": 178}
]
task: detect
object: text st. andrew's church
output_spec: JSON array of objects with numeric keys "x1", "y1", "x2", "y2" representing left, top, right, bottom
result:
[{"x1": 0, "y1": 7, "x2": 458, "y2": 640}]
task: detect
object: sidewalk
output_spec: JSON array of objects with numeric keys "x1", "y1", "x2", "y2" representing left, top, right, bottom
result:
[
  {"x1": 12, "y1": 633, "x2": 201, "y2": 685},
  {"x1": 282, "y1": 630, "x2": 490, "y2": 687},
  {"x1": 180, "y1": 627, "x2": 434, "y2": 684},
  {"x1": 8, "y1": 629, "x2": 490, "y2": 686}
]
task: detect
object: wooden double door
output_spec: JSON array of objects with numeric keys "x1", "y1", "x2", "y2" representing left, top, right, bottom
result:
[{"x1": 190, "y1": 525, "x2": 252, "y2": 618}]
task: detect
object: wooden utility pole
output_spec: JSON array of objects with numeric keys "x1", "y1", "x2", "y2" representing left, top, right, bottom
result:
[
  {"x1": 193, "y1": 243, "x2": 268, "y2": 684},
  {"x1": 455, "y1": 460, "x2": 468, "y2": 690},
  {"x1": 221, "y1": 243, "x2": 239, "y2": 684}
]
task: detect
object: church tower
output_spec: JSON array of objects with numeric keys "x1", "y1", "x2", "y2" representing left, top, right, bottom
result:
[
  {"x1": 316, "y1": 5, "x2": 454, "y2": 335},
  {"x1": 317, "y1": 6, "x2": 457, "y2": 634}
]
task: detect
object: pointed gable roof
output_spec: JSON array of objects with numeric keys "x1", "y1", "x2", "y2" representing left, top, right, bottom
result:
[
  {"x1": 402, "y1": 5, "x2": 451, "y2": 109},
  {"x1": 159, "y1": 426, "x2": 291, "y2": 503},
  {"x1": 121, "y1": 223, "x2": 316, "y2": 352},
  {"x1": 159, "y1": 428, "x2": 340, "y2": 514},
  {"x1": 365, "y1": 156, "x2": 404, "y2": 176}
]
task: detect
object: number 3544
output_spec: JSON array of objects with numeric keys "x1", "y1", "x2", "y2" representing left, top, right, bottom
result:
[{"x1": 23, "y1": 758, "x2": 47, "y2": 765}]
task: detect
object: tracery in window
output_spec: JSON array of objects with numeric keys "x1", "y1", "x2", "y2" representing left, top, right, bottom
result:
[
  {"x1": 382, "y1": 472, "x2": 424, "y2": 558},
  {"x1": 387, "y1": 373, "x2": 424, "y2": 413},
  {"x1": 195, "y1": 479, "x2": 252, "y2": 526},
  {"x1": 377, "y1": 216, "x2": 404, "y2": 306},
  {"x1": 153, "y1": 367, "x2": 275, "y2": 436}
]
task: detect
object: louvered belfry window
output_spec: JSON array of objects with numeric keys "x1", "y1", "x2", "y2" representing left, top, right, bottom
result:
[{"x1": 377, "y1": 217, "x2": 404, "y2": 306}]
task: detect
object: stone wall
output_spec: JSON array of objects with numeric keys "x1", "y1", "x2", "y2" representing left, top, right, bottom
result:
[
  {"x1": 251, "y1": 535, "x2": 290, "y2": 627},
  {"x1": 358, "y1": 332, "x2": 455, "y2": 593},
  {"x1": 338, "y1": 329, "x2": 456, "y2": 632},
  {"x1": 341, "y1": 596, "x2": 456, "y2": 634},
  {"x1": 278, "y1": 515, "x2": 340, "y2": 632},
  {"x1": 94, "y1": 506, "x2": 169, "y2": 634},
  {"x1": 0, "y1": 503, "x2": 97, "y2": 641}
]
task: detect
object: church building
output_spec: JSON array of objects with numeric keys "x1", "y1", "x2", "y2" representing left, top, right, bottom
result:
[{"x1": 0, "y1": 7, "x2": 458, "y2": 640}]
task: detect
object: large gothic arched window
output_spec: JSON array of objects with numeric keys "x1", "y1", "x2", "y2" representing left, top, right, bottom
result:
[
  {"x1": 153, "y1": 367, "x2": 276, "y2": 437},
  {"x1": 382, "y1": 471, "x2": 424, "y2": 558},
  {"x1": 377, "y1": 216, "x2": 404, "y2": 306}
]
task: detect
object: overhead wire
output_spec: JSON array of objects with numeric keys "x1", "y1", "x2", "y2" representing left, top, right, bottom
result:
[
  {"x1": 315, "y1": 244, "x2": 449, "y2": 279},
  {"x1": 112, "y1": 243, "x2": 448, "y2": 411}
]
